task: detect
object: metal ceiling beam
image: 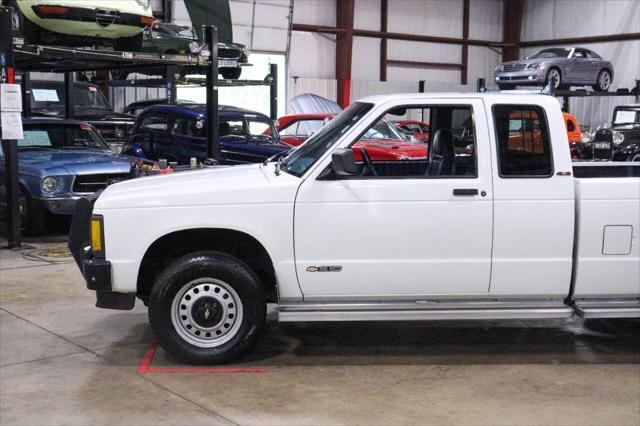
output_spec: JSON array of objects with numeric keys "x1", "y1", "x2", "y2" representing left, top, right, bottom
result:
[{"x1": 521, "y1": 32, "x2": 640, "y2": 47}]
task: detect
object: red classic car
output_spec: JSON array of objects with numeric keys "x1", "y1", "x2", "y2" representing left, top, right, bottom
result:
[
  {"x1": 274, "y1": 114, "x2": 428, "y2": 160},
  {"x1": 396, "y1": 120, "x2": 430, "y2": 141}
]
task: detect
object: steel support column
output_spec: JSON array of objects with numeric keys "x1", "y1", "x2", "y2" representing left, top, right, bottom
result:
[
  {"x1": 205, "y1": 25, "x2": 220, "y2": 161},
  {"x1": 461, "y1": 0, "x2": 469, "y2": 85},
  {"x1": 380, "y1": 0, "x2": 388, "y2": 82},
  {"x1": 502, "y1": 0, "x2": 524, "y2": 62},
  {"x1": 1, "y1": 6, "x2": 21, "y2": 247},
  {"x1": 336, "y1": 0, "x2": 355, "y2": 108}
]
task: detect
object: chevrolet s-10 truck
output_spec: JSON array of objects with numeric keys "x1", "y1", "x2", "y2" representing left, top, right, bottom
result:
[{"x1": 69, "y1": 93, "x2": 640, "y2": 364}]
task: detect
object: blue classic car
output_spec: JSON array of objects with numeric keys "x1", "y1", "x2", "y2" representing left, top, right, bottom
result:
[
  {"x1": 0, "y1": 119, "x2": 140, "y2": 234},
  {"x1": 122, "y1": 104, "x2": 291, "y2": 165}
]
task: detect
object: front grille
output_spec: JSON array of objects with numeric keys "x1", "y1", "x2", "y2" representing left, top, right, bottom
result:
[
  {"x1": 96, "y1": 10, "x2": 119, "y2": 27},
  {"x1": 73, "y1": 173, "x2": 130, "y2": 193},
  {"x1": 219, "y1": 47, "x2": 242, "y2": 60},
  {"x1": 502, "y1": 63, "x2": 526, "y2": 72}
]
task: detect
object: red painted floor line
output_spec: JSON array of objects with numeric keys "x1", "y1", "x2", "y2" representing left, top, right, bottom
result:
[{"x1": 137, "y1": 338, "x2": 267, "y2": 374}]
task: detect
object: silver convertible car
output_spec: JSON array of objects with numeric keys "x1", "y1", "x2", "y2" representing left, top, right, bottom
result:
[{"x1": 494, "y1": 47, "x2": 614, "y2": 91}]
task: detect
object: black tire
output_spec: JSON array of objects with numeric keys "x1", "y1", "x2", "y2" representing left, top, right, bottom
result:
[
  {"x1": 593, "y1": 69, "x2": 612, "y2": 92},
  {"x1": 114, "y1": 32, "x2": 143, "y2": 52},
  {"x1": 221, "y1": 67, "x2": 242, "y2": 80},
  {"x1": 19, "y1": 190, "x2": 47, "y2": 236},
  {"x1": 545, "y1": 68, "x2": 562, "y2": 90},
  {"x1": 629, "y1": 153, "x2": 640, "y2": 162},
  {"x1": 148, "y1": 251, "x2": 266, "y2": 364},
  {"x1": 497, "y1": 83, "x2": 513, "y2": 90},
  {"x1": 6, "y1": 0, "x2": 39, "y2": 43}
]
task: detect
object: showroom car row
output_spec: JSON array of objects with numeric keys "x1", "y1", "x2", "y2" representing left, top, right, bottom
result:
[{"x1": 2, "y1": 84, "x2": 640, "y2": 235}]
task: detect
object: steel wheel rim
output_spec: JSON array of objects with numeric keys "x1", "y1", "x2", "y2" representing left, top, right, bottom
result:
[
  {"x1": 548, "y1": 70, "x2": 560, "y2": 88},
  {"x1": 170, "y1": 278, "x2": 243, "y2": 348},
  {"x1": 599, "y1": 72, "x2": 611, "y2": 90}
]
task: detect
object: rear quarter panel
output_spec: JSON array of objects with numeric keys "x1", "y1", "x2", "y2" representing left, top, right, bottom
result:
[{"x1": 573, "y1": 177, "x2": 640, "y2": 297}]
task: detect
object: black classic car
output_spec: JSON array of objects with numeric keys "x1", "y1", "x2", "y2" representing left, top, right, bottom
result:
[
  {"x1": 591, "y1": 105, "x2": 640, "y2": 162},
  {"x1": 111, "y1": 23, "x2": 249, "y2": 81},
  {"x1": 29, "y1": 81, "x2": 135, "y2": 148}
]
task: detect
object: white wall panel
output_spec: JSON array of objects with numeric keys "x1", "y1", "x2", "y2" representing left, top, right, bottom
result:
[
  {"x1": 387, "y1": 0, "x2": 463, "y2": 38},
  {"x1": 522, "y1": 0, "x2": 639, "y2": 40},
  {"x1": 354, "y1": 0, "x2": 381, "y2": 31},
  {"x1": 469, "y1": 0, "x2": 502, "y2": 40},
  {"x1": 352, "y1": 37, "x2": 381, "y2": 81},
  {"x1": 288, "y1": 32, "x2": 335, "y2": 79},
  {"x1": 292, "y1": 0, "x2": 336, "y2": 27}
]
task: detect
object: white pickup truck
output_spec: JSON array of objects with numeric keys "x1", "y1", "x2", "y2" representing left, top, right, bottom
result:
[{"x1": 69, "y1": 93, "x2": 640, "y2": 364}]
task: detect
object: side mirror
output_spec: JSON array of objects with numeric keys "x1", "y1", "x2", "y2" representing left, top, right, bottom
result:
[{"x1": 331, "y1": 148, "x2": 357, "y2": 177}]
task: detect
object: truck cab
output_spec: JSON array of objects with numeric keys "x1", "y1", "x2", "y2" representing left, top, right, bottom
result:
[{"x1": 69, "y1": 93, "x2": 640, "y2": 364}]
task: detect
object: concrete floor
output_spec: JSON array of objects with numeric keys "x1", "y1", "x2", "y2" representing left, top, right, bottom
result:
[{"x1": 1, "y1": 240, "x2": 639, "y2": 426}]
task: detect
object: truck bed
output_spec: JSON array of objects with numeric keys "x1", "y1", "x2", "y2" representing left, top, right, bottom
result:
[{"x1": 572, "y1": 162, "x2": 640, "y2": 298}]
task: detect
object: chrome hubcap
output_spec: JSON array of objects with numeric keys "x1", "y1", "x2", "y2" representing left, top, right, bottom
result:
[
  {"x1": 170, "y1": 278, "x2": 243, "y2": 348},
  {"x1": 599, "y1": 72, "x2": 611, "y2": 90}
]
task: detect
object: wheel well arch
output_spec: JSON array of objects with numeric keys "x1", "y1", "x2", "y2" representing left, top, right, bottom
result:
[
  {"x1": 137, "y1": 228, "x2": 277, "y2": 303},
  {"x1": 598, "y1": 67, "x2": 613, "y2": 79}
]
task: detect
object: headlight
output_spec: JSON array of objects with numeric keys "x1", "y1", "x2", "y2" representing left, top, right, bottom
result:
[
  {"x1": 188, "y1": 41, "x2": 200, "y2": 53},
  {"x1": 527, "y1": 63, "x2": 541, "y2": 70},
  {"x1": 42, "y1": 177, "x2": 60, "y2": 193},
  {"x1": 613, "y1": 131, "x2": 625, "y2": 145},
  {"x1": 114, "y1": 127, "x2": 126, "y2": 139},
  {"x1": 135, "y1": 0, "x2": 150, "y2": 8}
]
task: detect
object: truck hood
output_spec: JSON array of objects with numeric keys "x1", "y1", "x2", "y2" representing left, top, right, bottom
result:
[{"x1": 95, "y1": 163, "x2": 300, "y2": 210}]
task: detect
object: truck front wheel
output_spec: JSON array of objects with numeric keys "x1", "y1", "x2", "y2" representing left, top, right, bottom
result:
[{"x1": 149, "y1": 251, "x2": 266, "y2": 364}]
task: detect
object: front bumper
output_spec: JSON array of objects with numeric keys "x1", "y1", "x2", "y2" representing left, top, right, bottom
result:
[
  {"x1": 494, "y1": 70, "x2": 546, "y2": 85},
  {"x1": 33, "y1": 195, "x2": 81, "y2": 215},
  {"x1": 68, "y1": 197, "x2": 135, "y2": 310}
]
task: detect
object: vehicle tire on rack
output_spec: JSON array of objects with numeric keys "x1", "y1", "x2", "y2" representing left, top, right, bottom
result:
[
  {"x1": 498, "y1": 83, "x2": 514, "y2": 90},
  {"x1": 545, "y1": 68, "x2": 563, "y2": 90},
  {"x1": 5, "y1": 0, "x2": 39, "y2": 44},
  {"x1": 221, "y1": 68, "x2": 242, "y2": 80},
  {"x1": 19, "y1": 190, "x2": 47, "y2": 236},
  {"x1": 114, "y1": 32, "x2": 144, "y2": 52},
  {"x1": 148, "y1": 251, "x2": 266, "y2": 364},
  {"x1": 629, "y1": 153, "x2": 640, "y2": 162},
  {"x1": 593, "y1": 69, "x2": 612, "y2": 92}
]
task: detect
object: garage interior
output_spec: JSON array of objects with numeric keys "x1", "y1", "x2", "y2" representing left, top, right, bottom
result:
[{"x1": 1, "y1": 0, "x2": 640, "y2": 425}]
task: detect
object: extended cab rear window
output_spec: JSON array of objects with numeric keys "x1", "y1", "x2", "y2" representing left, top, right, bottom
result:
[{"x1": 493, "y1": 105, "x2": 553, "y2": 177}]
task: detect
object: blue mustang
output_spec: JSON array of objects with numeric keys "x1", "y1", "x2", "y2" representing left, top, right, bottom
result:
[
  {"x1": 122, "y1": 104, "x2": 291, "y2": 165},
  {"x1": 0, "y1": 119, "x2": 139, "y2": 234}
]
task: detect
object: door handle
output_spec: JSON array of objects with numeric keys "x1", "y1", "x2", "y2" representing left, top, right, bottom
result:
[{"x1": 453, "y1": 188, "x2": 479, "y2": 196}]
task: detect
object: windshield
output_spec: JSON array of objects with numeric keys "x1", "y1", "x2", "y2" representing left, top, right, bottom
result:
[
  {"x1": 16, "y1": 125, "x2": 108, "y2": 150},
  {"x1": 282, "y1": 102, "x2": 373, "y2": 177},
  {"x1": 30, "y1": 85, "x2": 112, "y2": 112},
  {"x1": 613, "y1": 108, "x2": 640, "y2": 125},
  {"x1": 530, "y1": 48, "x2": 571, "y2": 59},
  {"x1": 155, "y1": 24, "x2": 197, "y2": 39}
]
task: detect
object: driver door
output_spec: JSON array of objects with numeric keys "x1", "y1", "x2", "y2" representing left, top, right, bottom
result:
[{"x1": 294, "y1": 99, "x2": 493, "y2": 300}]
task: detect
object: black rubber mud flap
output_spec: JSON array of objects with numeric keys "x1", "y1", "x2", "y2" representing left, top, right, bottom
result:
[{"x1": 68, "y1": 197, "x2": 93, "y2": 269}]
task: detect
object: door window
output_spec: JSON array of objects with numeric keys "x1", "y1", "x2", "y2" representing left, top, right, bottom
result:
[
  {"x1": 345, "y1": 106, "x2": 476, "y2": 178},
  {"x1": 493, "y1": 105, "x2": 553, "y2": 177},
  {"x1": 140, "y1": 115, "x2": 171, "y2": 132}
]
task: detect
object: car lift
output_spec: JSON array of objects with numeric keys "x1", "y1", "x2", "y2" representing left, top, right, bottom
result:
[
  {"x1": 1, "y1": 5, "x2": 278, "y2": 248},
  {"x1": 476, "y1": 77, "x2": 640, "y2": 109}
]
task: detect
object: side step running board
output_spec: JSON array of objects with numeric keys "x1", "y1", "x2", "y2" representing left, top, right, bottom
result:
[
  {"x1": 573, "y1": 300, "x2": 640, "y2": 319},
  {"x1": 278, "y1": 301, "x2": 573, "y2": 322}
]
